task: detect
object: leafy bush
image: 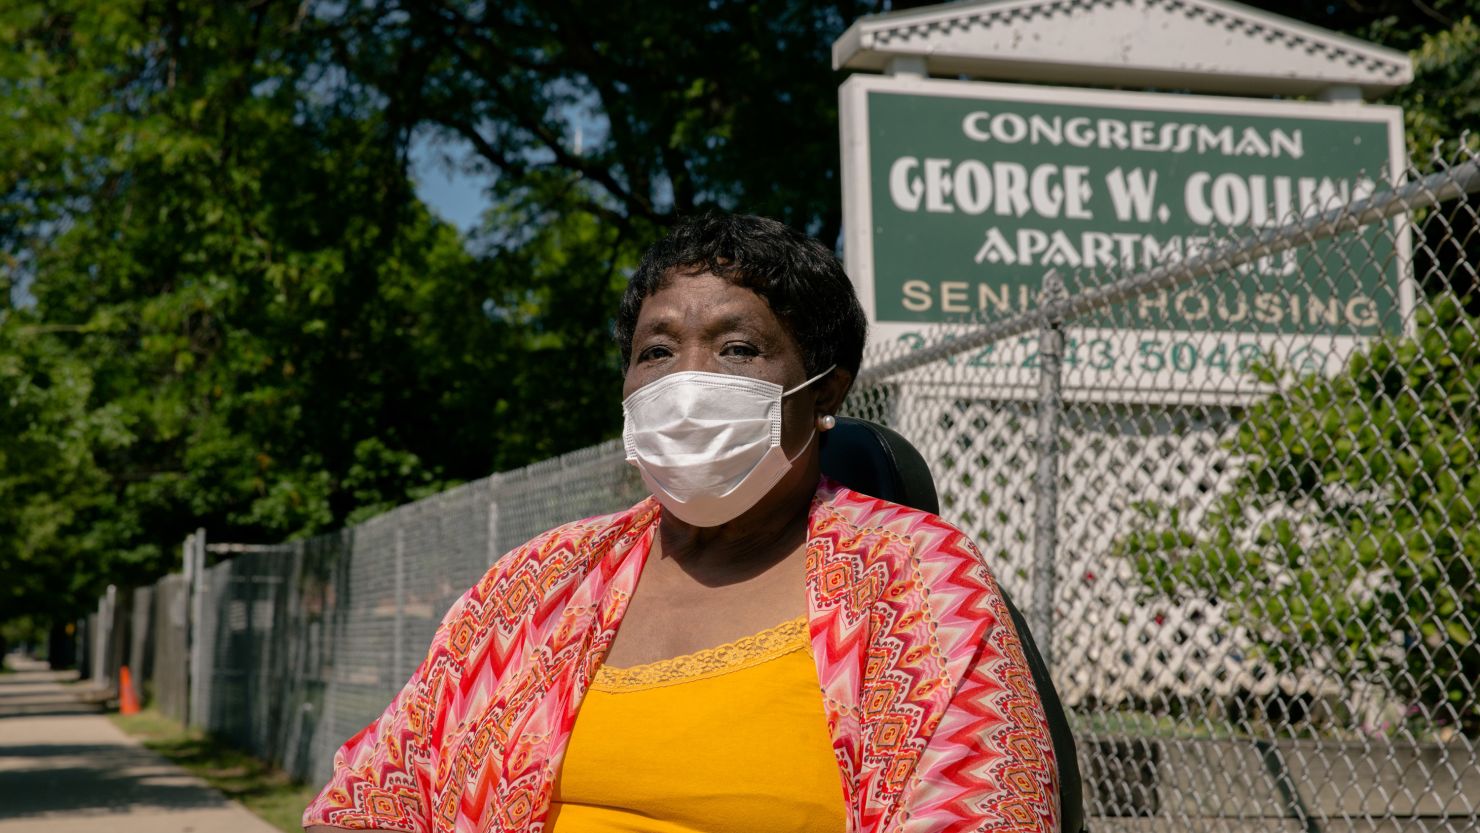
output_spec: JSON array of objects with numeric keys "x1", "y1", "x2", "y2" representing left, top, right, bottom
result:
[{"x1": 1118, "y1": 295, "x2": 1479, "y2": 735}]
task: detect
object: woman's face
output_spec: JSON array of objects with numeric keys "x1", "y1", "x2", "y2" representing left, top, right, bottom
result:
[{"x1": 623, "y1": 272, "x2": 818, "y2": 456}]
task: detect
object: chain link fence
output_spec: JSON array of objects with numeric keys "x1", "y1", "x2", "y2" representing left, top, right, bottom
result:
[
  {"x1": 109, "y1": 148, "x2": 1479, "y2": 832},
  {"x1": 843, "y1": 146, "x2": 1480, "y2": 831},
  {"x1": 178, "y1": 442, "x2": 643, "y2": 779}
]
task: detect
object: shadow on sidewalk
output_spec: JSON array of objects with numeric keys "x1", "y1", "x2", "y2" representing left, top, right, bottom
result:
[
  {"x1": 0, "y1": 742, "x2": 232, "y2": 820},
  {"x1": 0, "y1": 658, "x2": 287, "y2": 832},
  {"x1": 0, "y1": 661, "x2": 229, "y2": 821},
  {"x1": 0, "y1": 663, "x2": 107, "y2": 720}
]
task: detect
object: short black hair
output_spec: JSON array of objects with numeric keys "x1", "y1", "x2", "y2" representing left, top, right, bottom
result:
[{"x1": 615, "y1": 212, "x2": 868, "y2": 378}]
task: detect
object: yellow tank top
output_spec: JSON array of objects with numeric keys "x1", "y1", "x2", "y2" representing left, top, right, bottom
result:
[{"x1": 546, "y1": 616, "x2": 845, "y2": 833}]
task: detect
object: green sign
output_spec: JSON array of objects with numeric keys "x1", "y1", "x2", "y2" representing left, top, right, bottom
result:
[{"x1": 845, "y1": 78, "x2": 1406, "y2": 336}]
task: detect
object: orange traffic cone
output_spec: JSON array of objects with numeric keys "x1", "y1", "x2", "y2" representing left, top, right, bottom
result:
[{"x1": 119, "y1": 665, "x2": 141, "y2": 715}]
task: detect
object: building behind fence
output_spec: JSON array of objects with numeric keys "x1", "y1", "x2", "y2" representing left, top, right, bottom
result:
[{"x1": 95, "y1": 149, "x2": 1480, "y2": 832}]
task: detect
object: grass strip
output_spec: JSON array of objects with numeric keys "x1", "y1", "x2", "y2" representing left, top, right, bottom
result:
[{"x1": 110, "y1": 709, "x2": 317, "y2": 833}]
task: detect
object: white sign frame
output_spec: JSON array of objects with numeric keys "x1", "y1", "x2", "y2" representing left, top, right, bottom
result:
[{"x1": 839, "y1": 74, "x2": 1411, "y2": 405}]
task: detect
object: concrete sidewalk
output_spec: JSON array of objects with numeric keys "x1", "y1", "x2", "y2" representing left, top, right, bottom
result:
[{"x1": 0, "y1": 657, "x2": 282, "y2": 833}]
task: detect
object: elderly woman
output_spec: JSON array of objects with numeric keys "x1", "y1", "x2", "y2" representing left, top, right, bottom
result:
[{"x1": 304, "y1": 213, "x2": 1058, "y2": 833}]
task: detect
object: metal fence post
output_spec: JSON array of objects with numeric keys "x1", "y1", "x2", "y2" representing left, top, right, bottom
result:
[
  {"x1": 1033, "y1": 270, "x2": 1066, "y2": 673},
  {"x1": 187, "y1": 527, "x2": 206, "y2": 728},
  {"x1": 393, "y1": 524, "x2": 405, "y2": 684},
  {"x1": 487, "y1": 498, "x2": 501, "y2": 569},
  {"x1": 181, "y1": 533, "x2": 193, "y2": 723},
  {"x1": 94, "y1": 585, "x2": 115, "y2": 687}
]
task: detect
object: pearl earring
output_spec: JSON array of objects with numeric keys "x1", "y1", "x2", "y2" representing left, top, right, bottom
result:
[{"x1": 817, "y1": 414, "x2": 837, "y2": 431}]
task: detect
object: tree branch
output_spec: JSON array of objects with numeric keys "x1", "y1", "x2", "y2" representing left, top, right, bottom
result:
[{"x1": 410, "y1": 1, "x2": 666, "y2": 224}]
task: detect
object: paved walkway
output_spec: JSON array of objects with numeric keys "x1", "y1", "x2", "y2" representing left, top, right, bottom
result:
[{"x1": 0, "y1": 656, "x2": 282, "y2": 833}]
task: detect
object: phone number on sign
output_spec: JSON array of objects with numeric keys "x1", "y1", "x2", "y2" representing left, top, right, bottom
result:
[{"x1": 897, "y1": 333, "x2": 1271, "y2": 373}]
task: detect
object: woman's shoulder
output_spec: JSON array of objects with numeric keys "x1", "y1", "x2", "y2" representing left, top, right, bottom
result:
[
  {"x1": 815, "y1": 478, "x2": 973, "y2": 547},
  {"x1": 418, "y1": 498, "x2": 659, "y2": 670},
  {"x1": 814, "y1": 479, "x2": 997, "y2": 592},
  {"x1": 480, "y1": 497, "x2": 659, "y2": 585}
]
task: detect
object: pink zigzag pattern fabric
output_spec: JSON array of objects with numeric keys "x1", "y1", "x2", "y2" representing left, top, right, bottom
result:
[{"x1": 304, "y1": 479, "x2": 1058, "y2": 833}]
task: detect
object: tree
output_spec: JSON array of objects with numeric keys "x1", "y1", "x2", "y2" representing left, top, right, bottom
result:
[
  {"x1": 327, "y1": 0, "x2": 892, "y2": 239},
  {"x1": 0, "y1": 0, "x2": 892, "y2": 626},
  {"x1": 0, "y1": 1, "x2": 587, "y2": 620},
  {"x1": 0, "y1": 325, "x2": 120, "y2": 619}
]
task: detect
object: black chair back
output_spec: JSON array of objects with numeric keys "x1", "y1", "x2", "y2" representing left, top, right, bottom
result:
[{"x1": 820, "y1": 416, "x2": 1084, "y2": 833}]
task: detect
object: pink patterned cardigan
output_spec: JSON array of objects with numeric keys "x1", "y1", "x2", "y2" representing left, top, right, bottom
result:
[{"x1": 303, "y1": 479, "x2": 1058, "y2": 832}]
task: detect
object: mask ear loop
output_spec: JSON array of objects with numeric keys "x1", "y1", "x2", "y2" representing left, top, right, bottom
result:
[
  {"x1": 779, "y1": 364, "x2": 836, "y2": 463},
  {"x1": 782, "y1": 364, "x2": 837, "y2": 397},
  {"x1": 784, "y1": 426, "x2": 818, "y2": 465}
]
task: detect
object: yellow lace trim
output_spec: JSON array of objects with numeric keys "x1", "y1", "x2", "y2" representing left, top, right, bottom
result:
[{"x1": 593, "y1": 616, "x2": 809, "y2": 693}]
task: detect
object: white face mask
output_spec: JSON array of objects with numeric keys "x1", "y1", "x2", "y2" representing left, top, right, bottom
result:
[{"x1": 622, "y1": 365, "x2": 835, "y2": 527}]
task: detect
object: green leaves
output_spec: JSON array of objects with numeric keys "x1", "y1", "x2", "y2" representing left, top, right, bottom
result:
[
  {"x1": 1400, "y1": 15, "x2": 1480, "y2": 159},
  {"x1": 0, "y1": 1, "x2": 635, "y2": 623},
  {"x1": 1120, "y1": 294, "x2": 1480, "y2": 733}
]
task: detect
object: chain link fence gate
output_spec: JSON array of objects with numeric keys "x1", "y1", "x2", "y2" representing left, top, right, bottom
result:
[{"x1": 112, "y1": 147, "x2": 1479, "y2": 832}]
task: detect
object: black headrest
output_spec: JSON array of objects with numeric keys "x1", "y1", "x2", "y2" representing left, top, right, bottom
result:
[
  {"x1": 819, "y1": 416, "x2": 1085, "y2": 833},
  {"x1": 819, "y1": 417, "x2": 941, "y2": 515}
]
